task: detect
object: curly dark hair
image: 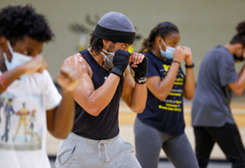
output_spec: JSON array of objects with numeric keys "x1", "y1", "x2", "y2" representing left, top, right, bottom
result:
[
  {"x1": 0, "y1": 5, "x2": 54, "y2": 45},
  {"x1": 89, "y1": 32, "x2": 103, "y2": 54},
  {"x1": 230, "y1": 21, "x2": 245, "y2": 47},
  {"x1": 139, "y1": 22, "x2": 179, "y2": 53}
]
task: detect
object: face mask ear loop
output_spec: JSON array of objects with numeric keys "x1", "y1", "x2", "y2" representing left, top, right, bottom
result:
[
  {"x1": 102, "y1": 49, "x2": 110, "y2": 54},
  {"x1": 101, "y1": 51, "x2": 107, "y2": 60},
  {"x1": 159, "y1": 44, "x2": 164, "y2": 52},
  {"x1": 3, "y1": 52, "x2": 9, "y2": 62},
  {"x1": 161, "y1": 39, "x2": 167, "y2": 47},
  {"x1": 160, "y1": 39, "x2": 168, "y2": 52},
  {"x1": 6, "y1": 40, "x2": 14, "y2": 55},
  {"x1": 102, "y1": 48, "x2": 114, "y2": 55},
  {"x1": 102, "y1": 48, "x2": 107, "y2": 54}
]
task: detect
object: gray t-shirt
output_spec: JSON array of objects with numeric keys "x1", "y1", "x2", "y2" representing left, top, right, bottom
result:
[{"x1": 192, "y1": 46, "x2": 238, "y2": 127}]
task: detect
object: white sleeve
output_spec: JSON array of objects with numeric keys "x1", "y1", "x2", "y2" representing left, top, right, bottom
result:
[{"x1": 43, "y1": 70, "x2": 62, "y2": 110}]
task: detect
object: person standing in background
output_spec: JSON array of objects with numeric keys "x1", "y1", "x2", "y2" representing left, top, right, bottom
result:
[{"x1": 192, "y1": 21, "x2": 245, "y2": 168}]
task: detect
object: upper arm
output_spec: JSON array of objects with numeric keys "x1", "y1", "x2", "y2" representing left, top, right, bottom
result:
[
  {"x1": 143, "y1": 56, "x2": 166, "y2": 101},
  {"x1": 66, "y1": 54, "x2": 97, "y2": 114},
  {"x1": 73, "y1": 71, "x2": 95, "y2": 111},
  {"x1": 143, "y1": 55, "x2": 162, "y2": 98},
  {"x1": 46, "y1": 107, "x2": 58, "y2": 135},
  {"x1": 121, "y1": 66, "x2": 135, "y2": 106},
  {"x1": 217, "y1": 55, "x2": 240, "y2": 95},
  {"x1": 217, "y1": 54, "x2": 238, "y2": 87}
]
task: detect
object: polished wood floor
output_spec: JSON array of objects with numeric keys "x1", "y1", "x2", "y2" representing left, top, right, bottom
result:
[{"x1": 119, "y1": 103, "x2": 245, "y2": 126}]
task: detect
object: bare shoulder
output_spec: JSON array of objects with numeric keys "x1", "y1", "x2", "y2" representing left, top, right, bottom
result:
[{"x1": 63, "y1": 53, "x2": 92, "y2": 77}]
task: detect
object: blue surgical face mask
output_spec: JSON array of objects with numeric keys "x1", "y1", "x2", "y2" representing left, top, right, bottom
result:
[
  {"x1": 159, "y1": 39, "x2": 175, "y2": 59},
  {"x1": 4, "y1": 41, "x2": 33, "y2": 78},
  {"x1": 101, "y1": 48, "x2": 114, "y2": 69}
]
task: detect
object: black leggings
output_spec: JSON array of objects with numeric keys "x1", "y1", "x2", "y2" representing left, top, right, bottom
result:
[{"x1": 194, "y1": 123, "x2": 245, "y2": 168}]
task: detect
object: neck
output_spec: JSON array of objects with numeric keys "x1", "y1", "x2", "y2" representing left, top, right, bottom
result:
[
  {"x1": 88, "y1": 48, "x2": 109, "y2": 70},
  {"x1": 151, "y1": 46, "x2": 165, "y2": 61}
]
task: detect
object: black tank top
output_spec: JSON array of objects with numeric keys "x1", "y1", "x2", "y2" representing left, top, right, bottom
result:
[{"x1": 72, "y1": 49, "x2": 124, "y2": 140}]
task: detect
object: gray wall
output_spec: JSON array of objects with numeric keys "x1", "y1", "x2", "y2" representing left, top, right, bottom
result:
[{"x1": 1, "y1": 0, "x2": 245, "y2": 81}]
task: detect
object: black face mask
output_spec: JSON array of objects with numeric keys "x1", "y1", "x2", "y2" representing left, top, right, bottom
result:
[
  {"x1": 234, "y1": 48, "x2": 245, "y2": 63},
  {"x1": 234, "y1": 54, "x2": 245, "y2": 62}
]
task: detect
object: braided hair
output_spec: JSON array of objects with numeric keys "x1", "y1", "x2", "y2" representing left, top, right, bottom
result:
[{"x1": 139, "y1": 22, "x2": 179, "y2": 53}]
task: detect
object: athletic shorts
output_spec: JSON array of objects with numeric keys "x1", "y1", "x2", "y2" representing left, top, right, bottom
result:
[{"x1": 55, "y1": 132, "x2": 141, "y2": 168}]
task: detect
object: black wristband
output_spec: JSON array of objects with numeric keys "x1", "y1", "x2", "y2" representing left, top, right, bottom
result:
[
  {"x1": 185, "y1": 62, "x2": 195, "y2": 68},
  {"x1": 110, "y1": 67, "x2": 123, "y2": 77},
  {"x1": 135, "y1": 76, "x2": 147, "y2": 84}
]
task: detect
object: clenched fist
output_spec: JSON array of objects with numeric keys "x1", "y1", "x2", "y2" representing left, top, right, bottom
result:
[
  {"x1": 22, "y1": 55, "x2": 48, "y2": 74},
  {"x1": 173, "y1": 46, "x2": 191, "y2": 63},
  {"x1": 129, "y1": 52, "x2": 148, "y2": 84},
  {"x1": 57, "y1": 64, "x2": 79, "y2": 92}
]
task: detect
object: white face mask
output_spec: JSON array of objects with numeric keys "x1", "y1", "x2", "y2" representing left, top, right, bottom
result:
[
  {"x1": 4, "y1": 40, "x2": 33, "y2": 71},
  {"x1": 101, "y1": 48, "x2": 114, "y2": 69}
]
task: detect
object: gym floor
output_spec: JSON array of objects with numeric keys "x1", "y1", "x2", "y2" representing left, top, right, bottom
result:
[
  {"x1": 49, "y1": 157, "x2": 231, "y2": 168},
  {"x1": 47, "y1": 94, "x2": 245, "y2": 167}
]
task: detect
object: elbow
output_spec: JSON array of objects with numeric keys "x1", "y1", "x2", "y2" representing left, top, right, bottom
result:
[
  {"x1": 237, "y1": 92, "x2": 243, "y2": 96},
  {"x1": 76, "y1": 99, "x2": 102, "y2": 116},
  {"x1": 185, "y1": 96, "x2": 194, "y2": 100},
  {"x1": 183, "y1": 88, "x2": 195, "y2": 100},
  {"x1": 230, "y1": 83, "x2": 245, "y2": 96},
  {"x1": 138, "y1": 108, "x2": 145, "y2": 113},
  {"x1": 156, "y1": 94, "x2": 167, "y2": 102},
  {"x1": 47, "y1": 122, "x2": 72, "y2": 139},
  {"x1": 130, "y1": 102, "x2": 146, "y2": 114},
  {"x1": 234, "y1": 90, "x2": 243, "y2": 96},
  {"x1": 55, "y1": 133, "x2": 69, "y2": 139},
  {"x1": 86, "y1": 106, "x2": 101, "y2": 116},
  {"x1": 132, "y1": 106, "x2": 145, "y2": 114},
  {"x1": 49, "y1": 130, "x2": 70, "y2": 139},
  {"x1": 158, "y1": 98, "x2": 165, "y2": 102},
  {"x1": 87, "y1": 109, "x2": 100, "y2": 116},
  {"x1": 232, "y1": 86, "x2": 244, "y2": 96},
  {"x1": 184, "y1": 94, "x2": 195, "y2": 100},
  {"x1": 90, "y1": 112, "x2": 100, "y2": 117}
]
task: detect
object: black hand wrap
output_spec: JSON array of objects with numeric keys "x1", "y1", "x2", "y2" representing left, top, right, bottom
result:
[
  {"x1": 130, "y1": 56, "x2": 148, "y2": 84},
  {"x1": 110, "y1": 49, "x2": 131, "y2": 77}
]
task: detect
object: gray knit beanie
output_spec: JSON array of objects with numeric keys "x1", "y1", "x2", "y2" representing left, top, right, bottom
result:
[{"x1": 93, "y1": 12, "x2": 135, "y2": 44}]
